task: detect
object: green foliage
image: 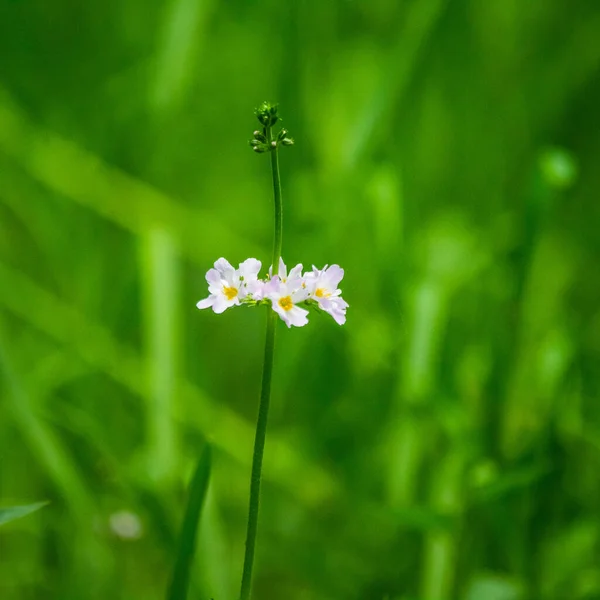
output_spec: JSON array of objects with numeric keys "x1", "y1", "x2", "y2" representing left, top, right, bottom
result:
[
  {"x1": 167, "y1": 444, "x2": 212, "y2": 600},
  {"x1": 1, "y1": 0, "x2": 600, "y2": 599},
  {"x1": 0, "y1": 503, "x2": 48, "y2": 527}
]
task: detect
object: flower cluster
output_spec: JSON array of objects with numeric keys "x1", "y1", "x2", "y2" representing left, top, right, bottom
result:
[
  {"x1": 249, "y1": 102, "x2": 294, "y2": 153},
  {"x1": 196, "y1": 258, "x2": 348, "y2": 327}
]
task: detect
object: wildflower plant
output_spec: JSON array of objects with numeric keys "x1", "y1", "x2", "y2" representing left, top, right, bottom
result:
[{"x1": 196, "y1": 103, "x2": 348, "y2": 599}]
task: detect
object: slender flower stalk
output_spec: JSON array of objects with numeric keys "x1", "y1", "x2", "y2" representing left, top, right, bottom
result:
[
  {"x1": 239, "y1": 103, "x2": 286, "y2": 600},
  {"x1": 268, "y1": 121, "x2": 283, "y2": 266},
  {"x1": 195, "y1": 103, "x2": 348, "y2": 600}
]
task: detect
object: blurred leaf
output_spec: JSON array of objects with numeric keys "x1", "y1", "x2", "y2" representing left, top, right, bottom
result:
[
  {"x1": 151, "y1": 0, "x2": 214, "y2": 114},
  {"x1": 0, "y1": 88, "x2": 261, "y2": 262},
  {"x1": 140, "y1": 228, "x2": 181, "y2": 485},
  {"x1": 344, "y1": 0, "x2": 449, "y2": 166},
  {"x1": 539, "y1": 147, "x2": 578, "y2": 190},
  {"x1": 367, "y1": 164, "x2": 403, "y2": 263},
  {"x1": 196, "y1": 481, "x2": 234, "y2": 600},
  {"x1": 463, "y1": 574, "x2": 524, "y2": 600},
  {"x1": 167, "y1": 444, "x2": 212, "y2": 600},
  {"x1": 539, "y1": 521, "x2": 599, "y2": 599},
  {"x1": 471, "y1": 463, "x2": 552, "y2": 504},
  {"x1": 0, "y1": 316, "x2": 94, "y2": 519},
  {"x1": 0, "y1": 502, "x2": 48, "y2": 527}
]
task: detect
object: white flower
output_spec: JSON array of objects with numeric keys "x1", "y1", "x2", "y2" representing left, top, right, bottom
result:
[
  {"x1": 265, "y1": 258, "x2": 309, "y2": 328},
  {"x1": 306, "y1": 264, "x2": 348, "y2": 325},
  {"x1": 268, "y1": 257, "x2": 303, "y2": 283},
  {"x1": 196, "y1": 256, "x2": 349, "y2": 327},
  {"x1": 196, "y1": 257, "x2": 262, "y2": 314},
  {"x1": 238, "y1": 258, "x2": 265, "y2": 300}
]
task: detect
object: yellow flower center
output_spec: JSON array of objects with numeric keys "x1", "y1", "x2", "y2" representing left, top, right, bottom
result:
[
  {"x1": 223, "y1": 285, "x2": 238, "y2": 300},
  {"x1": 315, "y1": 288, "x2": 330, "y2": 298},
  {"x1": 278, "y1": 296, "x2": 293, "y2": 311}
]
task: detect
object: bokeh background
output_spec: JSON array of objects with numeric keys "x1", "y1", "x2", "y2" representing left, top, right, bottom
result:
[{"x1": 1, "y1": 1, "x2": 600, "y2": 599}]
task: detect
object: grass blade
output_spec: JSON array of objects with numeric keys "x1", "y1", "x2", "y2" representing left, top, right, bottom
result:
[
  {"x1": 0, "y1": 501, "x2": 48, "y2": 527},
  {"x1": 141, "y1": 228, "x2": 180, "y2": 486},
  {"x1": 167, "y1": 444, "x2": 212, "y2": 600}
]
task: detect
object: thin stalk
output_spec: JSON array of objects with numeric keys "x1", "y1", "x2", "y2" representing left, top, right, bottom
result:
[
  {"x1": 269, "y1": 129, "x2": 283, "y2": 266},
  {"x1": 239, "y1": 124, "x2": 282, "y2": 600},
  {"x1": 239, "y1": 311, "x2": 276, "y2": 600}
]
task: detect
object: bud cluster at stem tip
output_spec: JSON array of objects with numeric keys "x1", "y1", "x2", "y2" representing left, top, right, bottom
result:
[{"x1": 249, "y1": 102, "x2": 294, "y2": 153}]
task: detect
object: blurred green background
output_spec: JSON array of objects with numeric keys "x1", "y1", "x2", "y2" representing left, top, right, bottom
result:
[{"x1": 1, "y1": 1, "x2": 600, "y2": 599}]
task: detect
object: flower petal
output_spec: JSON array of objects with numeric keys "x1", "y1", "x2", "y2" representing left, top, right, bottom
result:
[
  {"x1": 327, "y1": 296, "x2": 348, "y2": 325},
  {"x1": 323, "y1": 265, "x2": 344, "y2": 289},
  {"x1": 196, "y1": 296, "x2": 214, "y2": 310},
  {"x1": 239, "y1": 258, "x2": 262, "y2": 279},
  {"x1": 213, "y1": 295, "x2": 239, "y2": 314},
  {"x1": 205, "y1": 268, "x2": 222, "y2": 286},
  {"x1": 214, "y1": 257, "x2": 234, "y2": 274},
  {"x1": 271, "y1": 299, "x2": 291, "y2": 326},
  {"x1": 287, "y1": 306, "x2": 309, "y2": 327},
  {"x1": 292, "y1": 284, "x2": 310, "y2": 302},
  {"x1": 246, "y1": 279, "x2": 265, "y2": 300},
  {"x1": 278, "y1": 257, "x2": 287, "y2": 280},
  {"x1": 264, "y1": 276, "x2": 282, "y2": 297},
  {"x1": 334, "y1": 296, "x2": 349, "y2": 309},
  {"x1": 288, "y1": 263, "x2": 303, "y2": 280},
  {"x1": 330, "y1": 309, "x2": 346, "y2": 325}
]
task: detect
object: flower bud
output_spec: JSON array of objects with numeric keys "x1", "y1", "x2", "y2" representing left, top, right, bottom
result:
[
  {"x1": 255, "y1": 101, "x2": 279, "y2": 128},
  {"x1": 249, "y1": 139, "x2": 269, "y2": 153}
]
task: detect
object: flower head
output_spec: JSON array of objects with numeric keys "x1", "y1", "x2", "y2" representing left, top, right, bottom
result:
[
  {"x1": 196, "y1": 257, "x2": 262, "y2": 314},
  {"x1": 196, "y1": 257, "x2": 348, "y2": 327},
  {"x1": 265, "y1": 260, "x2": 310, "y2": 328},
  {"x1": 305, "y1": 264, "x2": 348, "y2": 325}
]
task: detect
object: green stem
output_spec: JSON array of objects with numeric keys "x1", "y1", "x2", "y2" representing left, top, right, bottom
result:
[
  {"x1": 239, "y1": 127, "x2": 282, "y2": 600},
  {"x1": 239, "y1": 311, "x2": 276, "y2": 600},
  {"x1": 269, "y1": 131, "x2": 283, "y2": 266}
]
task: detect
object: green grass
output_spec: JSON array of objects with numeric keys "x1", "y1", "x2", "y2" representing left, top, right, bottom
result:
[
  {"x1": 167, "y1": 443, "x2": 212, "y2": 600},
  {"x1": 0, "y1": 503, "x2": 48, "y2": 528},
  {"x1": 1, "y1": 1, "x2": 600, "y2": 598}
]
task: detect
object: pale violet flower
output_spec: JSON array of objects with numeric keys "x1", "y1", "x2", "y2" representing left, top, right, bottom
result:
[
  {"x1": 196, "y1": 257, "x2": 348, "y2": 326},
  {"x1": 239, "y1": 258, "x2": 265, "y2": 300},
  {"x1": 196, "y1": 257, "x2": 262, "y2": 314},
  {"x1": 265, "y1": 259, "x2": 309, "y2": 328},
  {"x1": 268, "y1": 257, "x2": 303, "y2": 283},
  {"x1": 306, "y1": 264, "x2": 348, "y2": 325}
]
